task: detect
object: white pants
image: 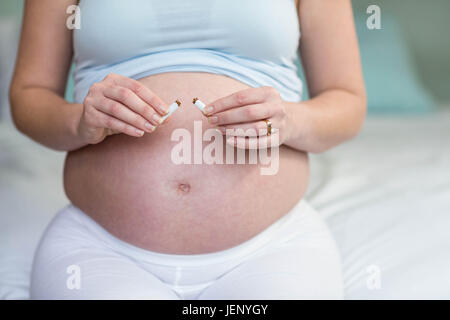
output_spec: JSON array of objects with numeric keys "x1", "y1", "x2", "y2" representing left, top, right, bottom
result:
[{"x1": 30, "y1": 200, "x2": 344, "y2": 299}]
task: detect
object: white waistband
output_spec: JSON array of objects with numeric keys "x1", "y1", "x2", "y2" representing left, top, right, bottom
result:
[{"x1": 68, "y1": 199, "x2": 311, "y2": 267}]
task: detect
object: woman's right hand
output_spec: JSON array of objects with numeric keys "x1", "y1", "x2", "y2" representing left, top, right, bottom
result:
[{"x1": 77, "y1": 73, "x2": 169, "y2": 144}]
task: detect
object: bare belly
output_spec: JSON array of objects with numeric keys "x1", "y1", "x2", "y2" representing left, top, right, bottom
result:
[{"x1": 63, "y1": 72, "x2": 309, "y2": 254}]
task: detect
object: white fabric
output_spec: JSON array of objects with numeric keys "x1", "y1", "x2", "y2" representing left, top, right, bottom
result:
[
  {"x1": 0, "y1": 121, "x2": 67, "y2": 299},
  {"x1": 1, "y1": 109, "x2": 450, "y2": 299},
  {"x1": 306, "y1": 110, "x2": 450, "y2": 299},
  {"x1": 30, "y1": 201, "x2": 343, "y2": 299}
]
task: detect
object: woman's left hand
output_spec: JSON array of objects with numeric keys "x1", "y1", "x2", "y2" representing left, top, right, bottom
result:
[{"x1": 203, "y1": 86, "x2": 292, "y2": 149}]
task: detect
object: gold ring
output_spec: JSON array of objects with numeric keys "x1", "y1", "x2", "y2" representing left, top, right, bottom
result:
[{"x1": 264, "y1": 119, "x2": 272, "y2": 136}]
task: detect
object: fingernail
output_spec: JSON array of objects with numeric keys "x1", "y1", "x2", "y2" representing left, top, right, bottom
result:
[
  {"x1": 152, "y1": 114, "x2": 163, "y2": 124},
  {"x1": 136, "y1": 129, "x2": 145, "y2": 136},
  {"x1": 204, "y1": 106, "x2": 214, "y2": 115},
  {"x1": 161, "y1": 106, "x2": 170, "y2": 115},
  {"x1": 145, "y1": 122, "x2": 155, "y2": 132},
  {"x1": 208, "y1": 116, "x2": 218, "y2": 124}
]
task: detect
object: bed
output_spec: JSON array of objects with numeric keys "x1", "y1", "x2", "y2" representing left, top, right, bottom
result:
[{"x1": 1, "y1": 109, "x2": 450, "y2": 299}]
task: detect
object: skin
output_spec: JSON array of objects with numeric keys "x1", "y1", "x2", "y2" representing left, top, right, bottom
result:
[{"x1": 9, "y1": 0, "x2": 366, "y2": 254}]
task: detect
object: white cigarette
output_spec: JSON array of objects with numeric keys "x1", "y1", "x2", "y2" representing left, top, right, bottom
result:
[
  {"x1": 161, "y1": 99, "x2": 181, "y2": 121},
  {"x1": 193, "y1": 97, "x2": 206, "y2": 113}
]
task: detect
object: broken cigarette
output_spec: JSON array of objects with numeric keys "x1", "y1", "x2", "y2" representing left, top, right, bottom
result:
[
  {"x1": 192, "y1": 97, "x2": 206, "y2": 113},
  {"x1": 161, "y1": 99, "x2": 181, "y2": 121}
]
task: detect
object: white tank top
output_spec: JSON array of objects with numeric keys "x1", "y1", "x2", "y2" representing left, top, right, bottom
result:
[{"x1": 73, "y1": 0, "x2": 302, "y2": 103}]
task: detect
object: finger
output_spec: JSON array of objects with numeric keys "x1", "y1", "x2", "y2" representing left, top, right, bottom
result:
[
  {"x1": 205, "y1": 87, "x2": 277, "y2": 115},
  {"x1": 207, "y1": 103, "x2": 272, "y2": 126},
  {"x1": 103, "y1": 86, "x2": 163, "y2": 126},
  {"x1": 104, "y1": 73, "x2": 169, "y2": 115},
  {"x1": 218, "y1": 121, "x2": 278, "y2": 137},
  {"x1": 95, "y1": 109, "x2": 146, "y2": 137},
  {"x1": 95, "y1": 97, "x2": 156, "y2": 133},
  {"x1": 226, "y1": 130, "x2": 281, "y2": 149}
]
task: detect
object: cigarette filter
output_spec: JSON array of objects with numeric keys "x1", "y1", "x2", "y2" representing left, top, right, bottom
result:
[
  {"x1": 161, "y1": 99, "x2": 181, "y2": 121},
  {"x1": 192, "y1": 97, "x2": 206, "y2": 113}
]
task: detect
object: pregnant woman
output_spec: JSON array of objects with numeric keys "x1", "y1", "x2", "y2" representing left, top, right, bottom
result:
[{"x1": 10, "y1": 0, "x2": 366, "y2": 299}]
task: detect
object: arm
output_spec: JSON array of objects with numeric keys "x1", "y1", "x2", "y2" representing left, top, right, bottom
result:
[
  {"x1": 201, "y1": 0, "x2": 366, "y2": 153},
  {"x1": 9, "y1": 0, "x2": 84, "y2": 151},
  {"x1": 10, "y1": 0, "x2": 169, "y2": 152},
  {"x1": 285, "y1": 0, "x2": 367, "y2": 153}
]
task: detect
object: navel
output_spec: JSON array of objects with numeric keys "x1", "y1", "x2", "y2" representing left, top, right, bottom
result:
[{"x1": 177, "y1": 182, "x2": 191, "y2": 194}]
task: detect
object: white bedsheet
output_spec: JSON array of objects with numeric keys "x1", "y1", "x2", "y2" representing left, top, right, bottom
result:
[
  {"x1": 306, "y1": 109, "x2": 450, "y2": 299},
  {"x1": 1, "y1": 110, "x2": 449, "y2": 299}
]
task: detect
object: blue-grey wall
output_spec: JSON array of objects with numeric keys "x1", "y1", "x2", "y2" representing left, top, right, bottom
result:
[{"x1": 352, "y1": 0, "x2": 450, "y2": 102}]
